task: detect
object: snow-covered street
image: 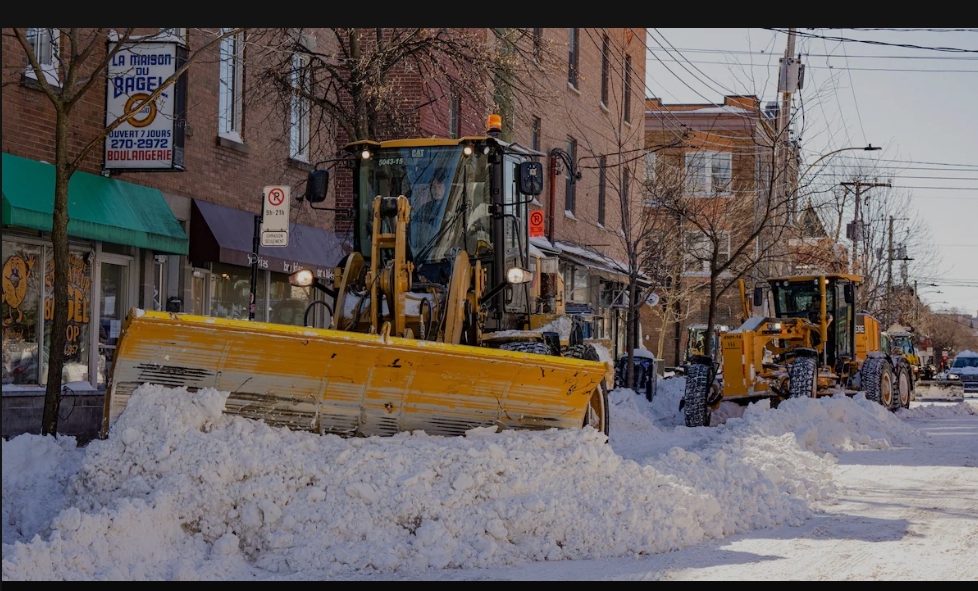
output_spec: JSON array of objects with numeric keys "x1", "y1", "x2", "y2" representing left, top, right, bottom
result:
[{"x1": 3, "y1": 377, "x2": 976, "y2": 580}]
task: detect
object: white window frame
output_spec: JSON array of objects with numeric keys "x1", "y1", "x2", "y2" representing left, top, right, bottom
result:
[
  {"x1": 683, "y1": 231, "x2": 730, "y2": 275},
  {"x1": 685, "y1": 150, "x2": 732, "y2": 197},
  {"x1": 289, "y1": 53, "x2": 310, "y2": 162},
  {"x1": 24, "y1": 28, "x2": 60, "y2": 86},
  {"x1": 218, "y1": 28, "x2": 244, "y2": 143}
]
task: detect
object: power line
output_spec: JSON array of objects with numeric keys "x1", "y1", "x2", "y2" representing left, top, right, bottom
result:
[
  {"x1": 842, "y1": 28, "x2": 978, "y2": 33},
  {"x1": 649, "y1": 47, "x2": 978, "y2": 60},
  {"x1": 765, "y1": 28, "x2": 978, "y2": 54},
  {"x1": 645, "y1": 54, "x2": 978, "y2": 73}
]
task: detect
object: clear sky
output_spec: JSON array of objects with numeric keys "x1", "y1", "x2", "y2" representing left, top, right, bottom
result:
[{"x1": 644, "y1": 28, "x2": 978, "y2": 316}]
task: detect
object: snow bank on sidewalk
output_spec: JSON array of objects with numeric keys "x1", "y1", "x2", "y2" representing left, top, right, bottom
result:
[{"x1": 2, "y1": 380, "x2": 925, "y2": 580}]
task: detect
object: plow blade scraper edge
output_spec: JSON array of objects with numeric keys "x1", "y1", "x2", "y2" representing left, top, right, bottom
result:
[
  {"x1": 914, "y1": 380, "x2": 964, "y2": 400},
  {"x1": 100, "y1": 310, "x2": 608, "y2": 438}
]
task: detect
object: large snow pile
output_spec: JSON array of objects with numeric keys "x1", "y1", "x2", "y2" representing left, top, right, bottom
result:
[
  {"x1": 2, "y1": 379, "x2": 925, "y2": 580},
  {"x1": 897, "y1": 399, "x2": 978, "y2": 419}
]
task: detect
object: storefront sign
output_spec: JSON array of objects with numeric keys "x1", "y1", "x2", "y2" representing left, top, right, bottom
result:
[
  {"x1": 44, "y1": 253, "x2": 91, "y2": 359},
  {"x1": 104, "y1": 38, "x2": 187, "y2": 171}
]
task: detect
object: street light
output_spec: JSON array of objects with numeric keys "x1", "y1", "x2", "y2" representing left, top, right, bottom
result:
[{"x1": 798, "y1": 145, "x2": 880, "y2": 184}]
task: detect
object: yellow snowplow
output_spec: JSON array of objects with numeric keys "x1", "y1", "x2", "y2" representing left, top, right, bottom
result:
[
  {"x1": 101, "y1": 116, "x2": 610, "y2": 439},
  {"x1": 683, "y1": 274, "x2": 914, "y2": 427}
]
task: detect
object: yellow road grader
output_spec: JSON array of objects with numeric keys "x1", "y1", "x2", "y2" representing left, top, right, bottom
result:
[
  {"x1": 100, "y1": 116, "x2": 610, "y2": 439},
  {"x1": 683, "y1": 273, "x2": 914, "y2": 427}
]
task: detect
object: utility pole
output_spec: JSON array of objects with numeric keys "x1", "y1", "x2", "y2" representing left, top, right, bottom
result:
[
  {"x1": 841, "y1": 179, "x2": 890, "y2": 309},
  {"x1": 777, "y1": 28, "x2": 801, "y2": 222},
  {"x1": 885, "y1": 215, "x2": 911, "y2": 328},
  {"x1": 886, "y1": 215, "x2": 894, "y2": 328}
]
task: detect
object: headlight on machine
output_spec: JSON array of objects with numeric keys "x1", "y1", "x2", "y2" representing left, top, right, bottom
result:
[
  {"x1": 947, "y1": 373, "x2": 960, "y2": 381},
  {"x1": 290, "y1": 268, "x2": 315, "y2": 287},
  {"x1": 763, "y1": 322, "x2": 782, "y2": 334},
  {"x1": 506, "y1": 267, "x2": 533, "y2": 284}
]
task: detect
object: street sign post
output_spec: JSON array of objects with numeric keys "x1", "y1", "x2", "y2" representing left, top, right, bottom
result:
[
  {"x1": 529, "y1": 210, "x2": 545, "y2": 238},
  {"x1": 251, "y1": 186, "x2": 291, "y2": 320},
  {"x1": 261, "y1": 186, "x2": 290, "y2": 247}
]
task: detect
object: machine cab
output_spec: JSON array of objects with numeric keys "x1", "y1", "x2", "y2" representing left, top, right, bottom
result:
[
  {"x1": 345, "y1": 128, "x2": 545, "y2": 325},
  {"x1": 768, "y1": 274, "x2": 860, "y2": 368}
]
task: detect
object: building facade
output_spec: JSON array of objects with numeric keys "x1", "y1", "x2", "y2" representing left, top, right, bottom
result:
[
  {"x1": 3, "y1": 27, "x2": 646, "y2": 439},
  {"x1": 640, "y1": 95, "x2": 790, "y2": 367},
  {"x1": 2, "y1": 28, "x2": 346, "y2": 440}
]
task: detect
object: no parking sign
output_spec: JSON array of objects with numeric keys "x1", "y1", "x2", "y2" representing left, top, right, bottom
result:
[
  {"x1": 261, "y1": 186, "x2": 290, "y2": 247},
  {"x1": 529, "y1": 210, "x2": 545, "y2": 238}
]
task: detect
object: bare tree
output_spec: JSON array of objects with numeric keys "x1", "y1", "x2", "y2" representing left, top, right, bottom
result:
[
  {"x1": 5, "y1": 27, "x2": 244, "y2": 437},
  {"x1": 649, "y1": 114, "x2": 799, "y2": 359},
  {"x1": 248, "y1": 28, "x2": 555, "y2": 145}
]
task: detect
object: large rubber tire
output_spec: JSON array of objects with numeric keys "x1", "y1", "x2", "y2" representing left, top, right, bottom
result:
[
  {"x1": 788, "y1": 356, "x2": 818, "y2": 399},
  {"x1": 563, "y1": 343, "x2": 599, "y2": 361},
  {"x1": 499, "y1": 341, "x2": 552, "y2": 355},
  {"x1": 896, "y1": 361, "x2": 912, "y2": 410},
  {"x1": 683, "y1": 362, "x2": 712, "y2": 427},
  {"x1": 583, "y1": 383, "x2": 610, "y2": 437},
  {"x1": 562, "y1": 344, "x2": 609, "y2": 438},
  {"x1": 862, "y1": 357, "x2": 896, "y2": 409}
]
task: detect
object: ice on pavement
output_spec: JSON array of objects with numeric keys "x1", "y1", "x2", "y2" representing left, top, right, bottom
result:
[{"x1": 2, "y1": 378, "x2": 929, "y2": 580}]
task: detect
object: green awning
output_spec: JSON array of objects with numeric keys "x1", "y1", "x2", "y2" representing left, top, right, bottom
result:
[{"x1": 2, "y1": 152, "x2": 188, "y2": 255}]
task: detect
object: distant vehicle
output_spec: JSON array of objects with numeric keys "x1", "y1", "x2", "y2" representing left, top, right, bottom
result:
[{"x1": 946, "y1": 351, "x2": 978, "y2": 394}]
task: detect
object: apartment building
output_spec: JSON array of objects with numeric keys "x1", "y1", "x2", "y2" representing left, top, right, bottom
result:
[
  {"x1": 509, "y1": 28, "x2": 648, "y2": 356},
  {"x1": 640, "y1": 94, "x2": 791, "y2": 366}
]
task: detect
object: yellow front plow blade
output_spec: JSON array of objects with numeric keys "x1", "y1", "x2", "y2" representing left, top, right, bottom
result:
[{"x1": 101, "y1": 310, "x2": 607, "y2": 439}]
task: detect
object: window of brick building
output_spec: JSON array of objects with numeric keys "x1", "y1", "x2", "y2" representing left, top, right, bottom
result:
[
  {"x1": 219, "y1": 28, "x2": 244, "y2": 143},
  {"x1": 598, "y1": 156, "x2": 607, "y2": 226},
  {"x1": 449, "y1": 89, "x2": 461, "y2": 139},
  {"x1": 624, "y1": 55, "x2": 632, "y2": 123},
  {"x1": 685, "y1": 150, "x2": 732, "y2": 196},
  {"x1": 568, "y1": 28, "x2": 579, "y2": 89},
  {"x1": 532, "y1": 28, "x2": 543, "y2": 63},
  {"x1": 24, "y1": 28, "x2": 60, "y2": 86},
  {"x1": 565, "y1": 137, "x2": 577, "y2": 214},
  {"x1": 684, "y1": 231, "x2": 731, "y2": 274},
  {"x1": 601, "y1": 35, "x2": 610, "y2": 106},
  {"x1": 289, "y1": 53, "x2": 310, "y2": 162},
  {"x1": 531, "y1": 116, "x2": 541, "y2": 152}
]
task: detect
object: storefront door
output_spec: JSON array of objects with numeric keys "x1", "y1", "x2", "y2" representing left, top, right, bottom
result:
[{"x1": 97, "y1": 256, "x2": 131, "y2": 386}]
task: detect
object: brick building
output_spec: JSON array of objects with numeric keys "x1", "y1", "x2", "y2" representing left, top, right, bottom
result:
[
  {"x1": 2, "y1": 27, "x2": 645, "y2": 439},
  {"x1": 640, "y1": 94, "x2": 793, "y2": 367},
  {"x1": 511, "y1": 28, "x2": 648, "y2": 356}
]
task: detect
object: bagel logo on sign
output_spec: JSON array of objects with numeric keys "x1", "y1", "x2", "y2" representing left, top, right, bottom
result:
[{"x1": 104, "y1": 36, "x2": 186, "y2": 171}]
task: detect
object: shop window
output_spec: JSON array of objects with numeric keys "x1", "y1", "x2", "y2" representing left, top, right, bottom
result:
[
  {"x1": 2, "y1": 242, "x2": 42, "y2": 385},
  {"x1": 210, "y1": 262, "x2": 265, "y2": 321},
  {"x1": 267, "y1": 272, "x2": 316, "y2": 327},
  {"x1": 42, "y1": 248, "x2": 93, "y2": 384}
]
